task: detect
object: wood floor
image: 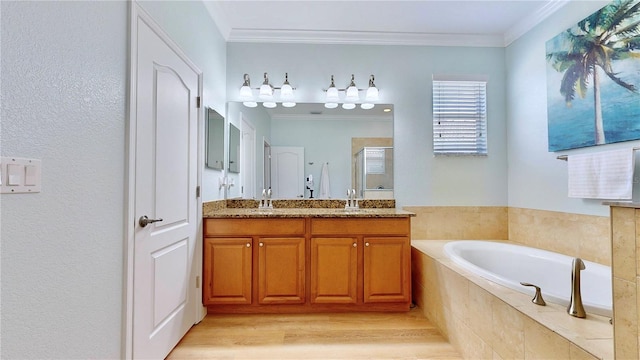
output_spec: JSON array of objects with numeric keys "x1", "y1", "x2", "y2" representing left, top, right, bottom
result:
[{"x1": 167, "y1": 307, "x2": 461, "y2": 359}]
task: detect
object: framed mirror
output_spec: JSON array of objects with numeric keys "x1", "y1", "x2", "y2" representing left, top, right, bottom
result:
[
  {"x1": 226, "y1": 102, "x2": 393, "y2": 199},
  {"x1": 205, "y1": 108, "x2": 224, "y2": 170},
  {"x1": 228, "y1": 123, "x2": 241, "y2": 173}
]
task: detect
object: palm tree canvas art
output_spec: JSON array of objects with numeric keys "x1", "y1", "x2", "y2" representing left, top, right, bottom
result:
[{"x1": 546, "y1": 0, "x2": 640, "y2": 152}]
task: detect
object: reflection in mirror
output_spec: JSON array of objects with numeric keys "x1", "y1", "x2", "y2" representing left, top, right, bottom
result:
[
  {"x1": 227, "y1": 102, "x2": 393, "y2": 200},
  {"x1": 355, "y1": 147, "x2": 394, "y2": 199},
  {"x1": 205, "y1": 108, "x2": 224, "y2": 170},
  {"x1": 228, "y1": 123, "x2": 240, "y2": 173}
]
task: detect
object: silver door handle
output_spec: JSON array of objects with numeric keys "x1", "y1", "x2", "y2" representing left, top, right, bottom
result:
[{"x1": 139, "y1": 215, "x2": 163, "y2": 228}]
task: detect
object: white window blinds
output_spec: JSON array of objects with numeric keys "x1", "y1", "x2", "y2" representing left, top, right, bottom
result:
[{"x1": 432, "y1": 78, "x2": 487, "y2": 155}]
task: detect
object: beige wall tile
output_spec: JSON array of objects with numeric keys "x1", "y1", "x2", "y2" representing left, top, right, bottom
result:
[
  {"x1": 524, "y1": 317, "x2": 570, "y2": 359},
  {"x1": 456, "y1": 321, "x2": 493, "y2": 360},
  {"x1": 469, "y1": 282, "x2": 494, "y2": 344},
  {"x1": 509, "y1": 207, "x2": 610, "y2": 266},
  {"x1": 611, "y1": 207, "x2": 636, "y2": 281},
  {"x1": 613, "y1": 277, "x2": 638, "y2": 359},
  {"x1": 406, "y1": 206, "x2": 508, "y2": 240},
  {"x1": 492, "y1": 298, "x2": 525, "y2": 359},
  {"x1": 569, "y1": 344, "x2": 599, "y2": 360},
  {"x1": 440, "y1": 266, "x2": 469, "y2": 324}
]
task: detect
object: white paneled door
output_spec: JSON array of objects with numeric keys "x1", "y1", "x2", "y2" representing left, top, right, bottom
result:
[
  {"x1": 271, "y1": 146, "x2": 305, "y2": 199},
  {"x1": 129, "y1": 4, "x2": 201, "y2": 359}
]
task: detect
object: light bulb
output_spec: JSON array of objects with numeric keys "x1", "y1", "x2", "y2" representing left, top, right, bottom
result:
[
  {"x1": 324, "y1": 102, "x2": 338, "y2": 109},
  {"x1": 361, "y1": 103, "x2": 375, "y2": 110},
  {"x1": 342, "y1": 103, "x2": 356, "y2": 110},
  {"x1": 282, "y1": 102, "x2": 296, "y2": 108}
]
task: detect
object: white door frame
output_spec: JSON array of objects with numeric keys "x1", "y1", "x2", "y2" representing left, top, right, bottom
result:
[{"x1": 124, "y1": 2, "x2": 204, "y2": 358}]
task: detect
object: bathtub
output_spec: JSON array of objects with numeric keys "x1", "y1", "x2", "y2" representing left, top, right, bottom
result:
[{"x1": 443, "y1": 241, "x2": 612, "y2": 317}]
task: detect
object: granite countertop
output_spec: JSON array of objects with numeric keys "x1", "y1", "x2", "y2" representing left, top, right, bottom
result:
[
  {"x1": 202, "y1": 198, "x2": 415, "y2": 218},
  {"x1": 203, "y1": 207, "x2": 415, "y2": 219}
]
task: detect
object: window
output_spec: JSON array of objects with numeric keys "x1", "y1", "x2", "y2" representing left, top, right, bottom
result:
[{"x1": 432, "y1": 76, "x2": 487, "y2": 155}]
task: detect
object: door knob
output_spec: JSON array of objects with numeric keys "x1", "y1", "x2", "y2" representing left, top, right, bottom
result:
[{"x1": 139, "y1": 215, "x2": 163, "y2": 228}]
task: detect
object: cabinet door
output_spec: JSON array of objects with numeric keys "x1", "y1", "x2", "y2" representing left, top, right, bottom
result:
[
  {"x1": 363, "y1": 237, "x2": 411, "y2": 303},
  {"x1": 258, "y1": 237, "x2": 305, "y2": 304},
  {"x1": 203, "y1": 237, "x2": 252, "y2": 305},
  {"x1": 310, "y1": 237, "x2": 358, "y2": 304}
]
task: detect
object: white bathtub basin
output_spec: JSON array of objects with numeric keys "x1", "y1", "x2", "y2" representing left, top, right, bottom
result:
[{"x1": 443, "y1": 240, "x2": 612, "y2": 317}]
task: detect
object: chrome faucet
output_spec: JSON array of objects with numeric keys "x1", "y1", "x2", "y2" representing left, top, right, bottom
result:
[
  {"x1": 567, "y1": 257, "x2": 586, "y2": 318},
  {"x1": 345, "y1": 189, "x2": 359, "y2": 209}
]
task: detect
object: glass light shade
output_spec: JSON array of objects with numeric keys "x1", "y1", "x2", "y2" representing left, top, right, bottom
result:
[
  {"x1": 325, "y1": 87, "x2": 339, "y2": 102},
  {"x1": 342, "y1": 103, "x2": 356, "y2": 110},
  {"x1": 280, "y1": 83, "x2": 293, "y2": 97},
  {"x1": 324, "y1": 102, "x2": 338, "y2": 109},
  {"x1": 239, "y1": 85, "x2": 253, "y2": 100},
  {"x1": 262, "y1": 101, "x2": 277, "y2": 108},
  {"x1": 282, "y1": 102, "x2": 296, "y2": 108},
  {"x1": 243, "y1": 101, "x2": 257, "y2": 108},
  {"x1": 345, "y1": 85, "x2": 359, "y2": 102},
  {"x1": 259, "y1": 84, "x2": 273, "y2": 99},
  {"x1": 365, "y1": 86, "x2": 379, "y2": 101},
  {"x1": 360, "y1": 103, "x2": 375, "y2": 110}
]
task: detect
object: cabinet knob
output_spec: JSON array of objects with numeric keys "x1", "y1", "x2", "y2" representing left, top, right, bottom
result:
[
  {"x1": 246, "y1": 243, "x2": 251, "y2": 247},
  {"x1": 259, "y1": 242, "x2": 264, "y2": 247},
  {"x1": 352, "y1": 243, "x2": 357, "y2": 247},
  {"x1": 365, "y1": 242, "x2": 370, "y2": 247}
]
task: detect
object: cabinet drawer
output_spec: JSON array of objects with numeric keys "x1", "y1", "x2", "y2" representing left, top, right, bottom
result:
[
  {"x1": 310, "y1": 218, "x2": 409, "y2": 236},
  {"x1": 204, "y1": 218, "x2": 306, "y2": 236}
]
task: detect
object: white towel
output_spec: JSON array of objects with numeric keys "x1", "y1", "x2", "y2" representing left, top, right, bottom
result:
[
  {"x1": 319, "y1": 162, "x2": 331, "y2": 199},
  {"x1": 568, "y1": 148, "x2": 635, "y2": 200}
]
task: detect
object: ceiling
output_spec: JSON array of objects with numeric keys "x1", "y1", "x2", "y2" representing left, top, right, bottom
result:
[{"x1": 204, "y1": 0, "x2": 569, "y2": 47}]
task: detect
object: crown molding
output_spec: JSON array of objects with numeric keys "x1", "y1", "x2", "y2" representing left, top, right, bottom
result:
[
  {"x1": 503, "y1": 0, "x2": 570, "y2": 46},
  {"x1": 208, "y1": 1, "x2": 569, "y2": 48},
  {"x1": 227, "y1": 29, "x2": 506, "y2": 48}
]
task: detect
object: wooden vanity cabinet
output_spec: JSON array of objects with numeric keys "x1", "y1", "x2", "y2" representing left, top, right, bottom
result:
[
  {"x1": 310, "y1": 237, "x2": 359, "y2": 304},
  {"x1": 310, "y1": 218, "x2": 411, "y2": 306},
  {"x1": 363, "y1": 236, "x2": 411, "y2": 303},
  {"x1": 203, "y1": 216, "x2": 411, "y2": 312},
  {"x1": 203, "y1": 237, "x2": 252, "y2": 304},
  {"x1": 257, "y1": 237, "x2": 305, "y2": 304},
  {"x1": 203, "y1": 218, "x2": 306, "y2": 307}
]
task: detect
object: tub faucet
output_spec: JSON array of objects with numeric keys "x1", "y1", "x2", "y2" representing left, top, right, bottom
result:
[{"x1": 567, "y1": 257, "x2": 586, "y2": 318}]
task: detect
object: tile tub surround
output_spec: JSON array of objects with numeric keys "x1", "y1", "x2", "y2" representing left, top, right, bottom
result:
[
  {"x1": 403, "y1": 206, "x2": 508, "y2": 240},
  {"x1": 411, "y1": 240, "x2": 613, "y2": 360},
  {"x1": 509, "y1": 207, "x2": 610, "y2": 266},
  {"x1": 607, "y1": 203, "x2": 640, "y2": 359}
]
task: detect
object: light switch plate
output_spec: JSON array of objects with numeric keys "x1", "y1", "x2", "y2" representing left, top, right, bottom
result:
[{"x1": 1, "y1": 157, "x2": 41, "y2": 194}]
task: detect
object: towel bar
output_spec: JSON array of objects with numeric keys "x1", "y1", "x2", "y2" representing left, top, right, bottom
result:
[{"x1": 556, "y1": 147, "x2": 640, "y2": 161}]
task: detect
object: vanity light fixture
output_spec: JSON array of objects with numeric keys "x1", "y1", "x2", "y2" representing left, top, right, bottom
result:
[
  {"x1": 240, "y1": 72, "x2": 296, "y2": 108},
  {"x1": 323, "y1": 74, "x2": 379, "y2": 110},
  {"x1": 324, "y1": 76, "x2": 339, "y2": 109},
  {"x1": 239, "y1": 74, "x2": 257, "y2": 108}
]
